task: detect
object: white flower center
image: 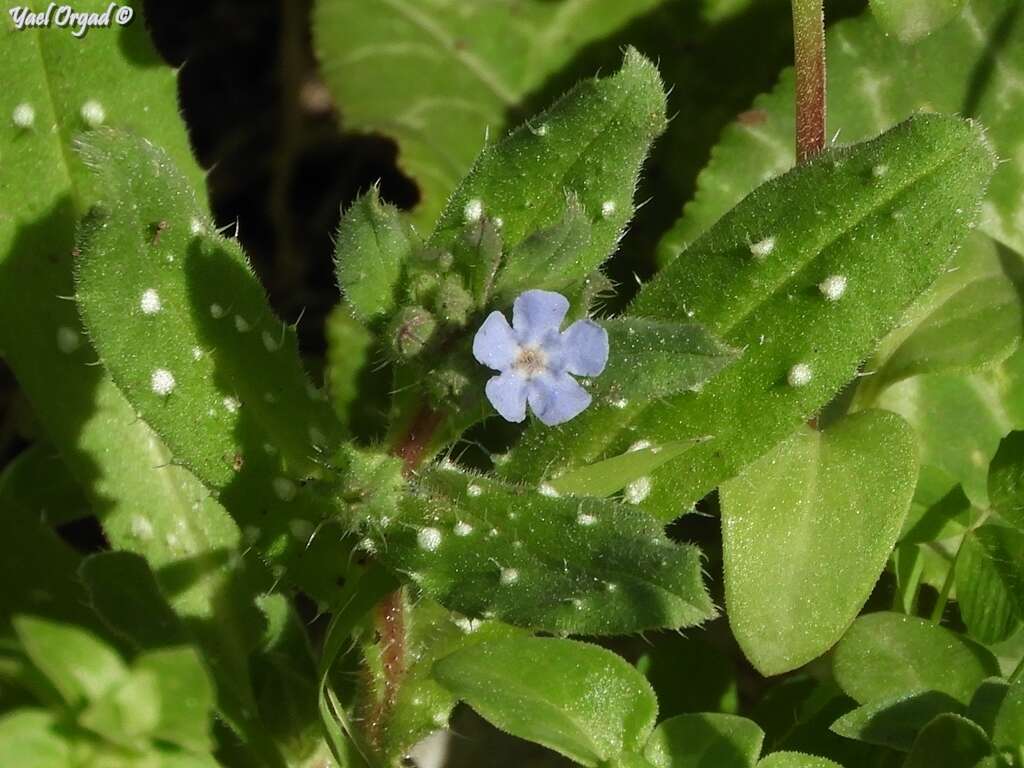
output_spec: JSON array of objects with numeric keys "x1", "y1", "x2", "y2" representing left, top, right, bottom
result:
[{"x1": 513, "y1": 344, "x2": 548, "y2": 378}]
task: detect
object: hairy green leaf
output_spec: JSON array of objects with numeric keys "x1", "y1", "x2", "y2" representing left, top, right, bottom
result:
[
  {"x1": 756, "y1": 753, "x2": 843, "y2": 768},
  {"x1": 833, "y1": 612, "x2": 1000, "y2": 705},
  {"x1": 830, "y1": 691, "x2": 964, "y2": 751},
  {"x1": 720, "y1": 410, "x2": 917, "y2": 675},
  {"x1": 503, "y1": 114, "x2": 995, "y2": 517},
  {"x1": 428, "y1": 49, "x2": 665, "y2": 279},
  {"x1": 325, "y1": 305, "x2": 373, "y2": 432},
  {"x1": 643, "y1": 713, "x2": 764, "y2": 768},
  {"x1": 969, "y1": 678, "x2": 1024, "y2": 753},
  {"x1": 433, "y1": 636, "x2": 657, "y2": 767},
  {"x1": 334, "y1": 188, "x2": 411, "y2": 322},
  {"x1": 312, "y1": 0, "x2": 666, "y2": 223},
  {"x1": 957, "y1": 525, "x2": 1024, "y2": 644},
  {"x1": 375, "y1": 465, "x2": 714, "y2": 634},
  {"x1": 989, "y1": 430, "x2": 1024, "y2": 530},
  {"x1": 659, "y1": 0, "x2": 1024, "y2": 262},
  {"x1": 900, "y1": 483, "x2": 971, "y2": 545}
]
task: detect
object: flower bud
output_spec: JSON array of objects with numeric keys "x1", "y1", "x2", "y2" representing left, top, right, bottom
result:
[
  {"x1": 388, "y1": 305, "x2": 436, "y2": 359},
  {"x1": 434, "y1": 276, "x2": 474, "y2": 327}
]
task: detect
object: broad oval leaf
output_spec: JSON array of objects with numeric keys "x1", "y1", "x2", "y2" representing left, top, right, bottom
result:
[
  {"x1": 968, "y1": 678, "x2": 1024, "y2": 752},
  {"x1": 375, "y1": 465, "x2": 715, "y2": 635},
  {"x1": 312, "y1": 0, "x2": 666, "y2": 223},
  {"x1": 432, "y1": 636, "x2": 657, "y2": 767},
  {"x1": 829, "y1": 691, "x2": 964, "y2": 752},
  {"x1": 903, "y1": 713, "x2": 994, "y2": 768},
  {"x1": 643, "y1": 713, "x2": 764, "y2": 768},
  {"x1": 833, "y1": 612, "x2": 1000, "y2": 705},
  {"x1": 720, "y1": 410, "x2": 918, "y2": 675},
  {"x1": 956, "y1": 524, "x2": 1024, "y2": 643},
  {"x1": 502, "y1": 114, "x2": 995, "y2": 518}
]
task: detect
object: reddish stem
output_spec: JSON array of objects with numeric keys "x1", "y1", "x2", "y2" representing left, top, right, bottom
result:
[
  {"x1": 792, "y1": 0, "x2": 827, "y2": 163},
  {"x1": 392, "y1": 406, "x2": 444, "y2": 475}
]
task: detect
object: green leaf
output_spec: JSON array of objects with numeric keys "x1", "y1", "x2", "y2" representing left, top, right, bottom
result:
[
  {"x1": 756, "y1": 753, "x2": 843, "y2": 768},
  {"x1": 956, "y1": 525, "x2": 1024, "y2": 644},
  {"x1": 989, "y1": 431, "x2": 1024, "y2": 531},
  {"x1": 968, "y1": 678, "x2": 1024, "y2": 753},
  {"x1": 903, "y1": 713, "x2": 994, "y2": 768},
  {"x1": 643, "y1": 713, "x2": 764, "y2": 768},
  {"x1": 658, "y1": 0, "x2": 1024, "y2": 262},
  {"x1": 493, "y1": 196, "x2": 592, "y2": 303},
  {"x1": 719, "y1": 410, "x2": 918, "y2": 675},
  {"x1": 863, "y1": 234, "x2": 1024, "y2": 394},
  {"x1": 334, "y1": 187, "x2": 411, "y2": 322},
  {"x1": 503, "y1": 114, "x2": 995, "y2": 517},
  {"x1": 79, "y1": 667, "x2": 161, "y2": 750},
  {"x1": 75, "y1": 127, "x2": 342, "y2": 491},
  {"x1": 0, "y1": 710, "x2": 70, "y2": 768},
  {"x1": 833, "y1": 612, "x2": 1000, "y2": 705},
  {"x1": 0, "y1": 10, "x2": 285, "y2": 764},
  {"x1": 376, "y1": 464, "x2": 714, "y2": 634},
  {"x1": 0, "y1": 448, "x2": 99, "y2": 633},
  {"x1": 428, "y1": 49, "x2": 665, "y2": 280},
  {"x1": 874, "y1": 348, "x2": 1024, "y2": 506},
  {"x1": 312, "y1": 0, "x2": 667, "y2": 224},
  {"x1": 325, "y1": 305, "x2": 373, "y2": 432},
  {"x1": 433, "y1": 636, "x2": 657, "y2": 768},
  {"x1": 594, "y1": 319, "x2": 739, "y2": 403},
  {"x1": 869, "y1": 0, "x2": 969, "y2": 43},
  {"x1": 134, "y1": 648, "x2": 216, "y2": 752},
  {"x1": 13, "y1": 616, "x2": 127, "y2": 706},
  {"x1": 900, "y1": 483, "x2": 971, "y2": 545},
  {"x1": 79, "y1": 553, "x2": 189, "y2": 651},
  {"x1": 829, "y1": 691, "x2": 964, "y2": 751}
]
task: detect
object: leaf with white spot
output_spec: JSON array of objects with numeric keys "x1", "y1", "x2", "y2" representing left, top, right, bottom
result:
[
  {"x1": 657, "y1": 0, "x2": 1024, "y2": 262},
  {"x1": 76, "y1": 128, "x2": 343, "y2": 490},
  {"x1": 312, "y1": 0, "x2": 668, "y2": 224},
  {"x1": 428, "y1": 49, "x2": 666, "y2": 285},
  {"x1": 719, "y1": 410, "x2": 918, "y2": 675},
  {"x1": 503, "y1": 115, "x2": 995, "y2": 518},
  {"x1": 370, "y1": 465, "x2": 715, "y2": 635},
  {"x1": 0, "y1": 7, "x2": 285, "y2": 761}
]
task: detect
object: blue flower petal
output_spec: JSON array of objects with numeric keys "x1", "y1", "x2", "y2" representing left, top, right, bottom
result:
[
  {"x1": 527, "y1": 372, "x2": 591, "y2": 426},
  {"x1": 512, "y1": 290, "x2": 569, "y2": 342},
  {"x1": 485, "y1": 372, "x2": 528, "y2": 422},
  {"x1": 473, "y1": 311, "x2": 519, "y2": 371},
  {"x1": 560, "y1": 320, "x2": 609, "y2": 376}
]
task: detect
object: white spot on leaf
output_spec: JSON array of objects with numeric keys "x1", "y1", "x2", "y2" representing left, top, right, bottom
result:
[
  {"x1": 80, "y1": 100, "x2": 105, "y2": 127},
  {"x1": 625, "y1": 476, "x2": 652, "y2": 504},
  {"x1": 234, "y1": 315, "x2": 251, "y2": 333},
  {"x1": 787, "y1": 363, "x2": 813, "y2": 387},
  {"x1": 273, "y1": 477, "x2": 297, "y2": 501},
  {"x1": 151, "y1": 368, "x2": 176, "y2": 396},
  {"x1": 417, "y1": 527, "x2": 443, "y2": 552},
  {"x1": 140, "y1": 288, "x2": 162, "y2": 315},
  {"x1": 467, "y1": 483, "x2": 482, "y2": 498},
  {"x1": 464, "y1": 198, "x2": 483, "y2": 223},
  {"x1": 56, "y1": 326, "x2": 80, "y2": 354},
  {"x1": 818, "y1": 275, "x2": 847, "y2": 301},
  {"x1": 454, "y1": 521, "x2": 473, "y2": 536},
  {"x1": 749, "y1": 236, "x2": 776, "y2": 259},
  {"x1": 601, "y1": 200, "x2": 616, "y2": 219},
  {"x1": 12, "y1": 103, "x2": 34, "y2": 128},
  {"x1": 499, "y1": 567, "x2": 519, "y2": 585},
  {"x1": 223, "y1": 396, "x2": 241, "y2": 414}
]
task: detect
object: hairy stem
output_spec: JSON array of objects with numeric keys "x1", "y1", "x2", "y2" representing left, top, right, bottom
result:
[{"x1": 792, "y1": 0, "x2": 826, "y2": 162}]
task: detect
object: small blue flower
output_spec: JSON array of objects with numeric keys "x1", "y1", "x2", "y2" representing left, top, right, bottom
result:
[{"x1": 473, "y1": 289, "x2": 609, "y2": 426}]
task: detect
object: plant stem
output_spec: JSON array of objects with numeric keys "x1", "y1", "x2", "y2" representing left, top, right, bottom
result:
[
  {"x1": 792, "y1": 0, "x2": 827, "y2": 163},
  {"x1": 1010, "y1": 653, "x2": 1024, "y2": 684},
  {"x1": 930, "y1": 540, "x2": 962, "y2": 624}
]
